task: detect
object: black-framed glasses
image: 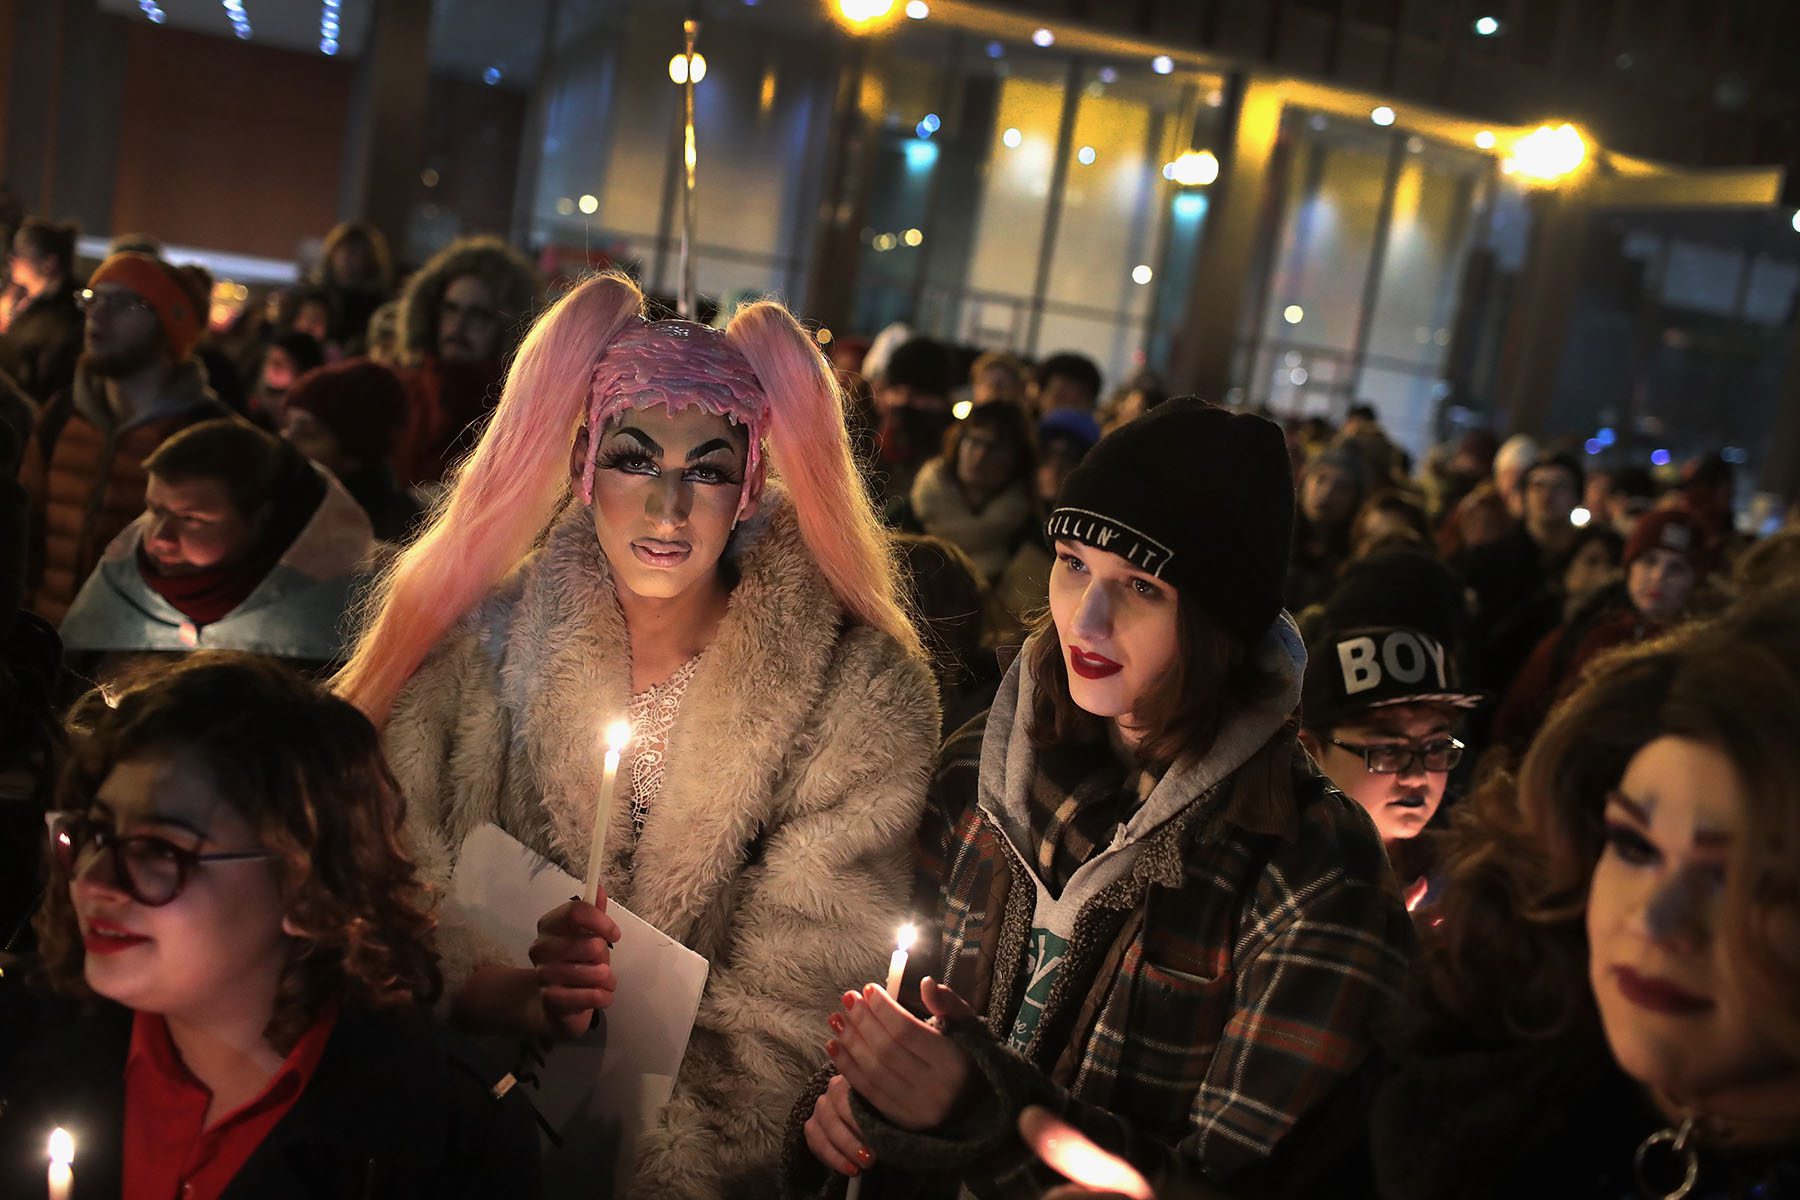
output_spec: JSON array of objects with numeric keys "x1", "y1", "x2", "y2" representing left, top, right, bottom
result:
[
  {"x1": 76, "y1": 288, "x2": 155, "y2": 316},
  {"x1": 45, "y1": 812, "x2": 276, "y2": 908},
  {"x1": 1327, "y1": 736, "x2": 1465, "y2": 775}
]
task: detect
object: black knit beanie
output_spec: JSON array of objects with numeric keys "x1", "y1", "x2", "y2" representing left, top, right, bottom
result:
[{"x1": 1047, "y1": 398, "x2": 1294, "y2": 645}]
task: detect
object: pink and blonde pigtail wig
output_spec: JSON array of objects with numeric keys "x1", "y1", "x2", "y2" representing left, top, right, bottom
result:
[
  {"x1": 336, "y1": 273, "x2": 646, "y2": 725},
  {"x1": 726, "y1": 301, "x2": 925, "y2": 663}
]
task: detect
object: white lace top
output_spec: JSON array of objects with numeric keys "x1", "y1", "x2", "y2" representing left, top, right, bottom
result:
[{"x1": 625, "y1": 654, "x2": 702, "y2": 836}]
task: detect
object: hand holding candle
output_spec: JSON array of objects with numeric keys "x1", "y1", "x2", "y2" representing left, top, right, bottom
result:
[
  {"x1": 47, "y1": 1127, "x2": 73, "y2": 1200},
  {"x1": 583, "y1": 720, "x2": 632, "y2": 902}
]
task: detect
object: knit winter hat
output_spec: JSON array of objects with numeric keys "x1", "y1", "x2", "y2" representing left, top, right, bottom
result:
[
  {"x1": 87, "y1": 252, "x2": 206, "y2": 362},
  {"x1": 1302, "y1": 548, "x2": 1483, "y2": 728},
  {"x1": 284, "y1": 359, "x2": 407, "y2": 467},
  {"x1": 1047, "y1": 398, "x2": 1293, "y2": 645},
  {"x1": 1038, "y1": 408, "x2": 1101, "y2": 453},
  {"x1": 1624, "y1": 507, "x2": 1710, "y2": 575}
]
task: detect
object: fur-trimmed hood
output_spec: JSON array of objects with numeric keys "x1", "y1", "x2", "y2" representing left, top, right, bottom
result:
[{"x1": 395, "y1": 236, "x2": 539, "y2": 367}]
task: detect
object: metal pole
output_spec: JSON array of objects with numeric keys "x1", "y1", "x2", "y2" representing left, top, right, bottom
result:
[{"x1": 678, "y1": 19, "x2": 701, "y2": 320}]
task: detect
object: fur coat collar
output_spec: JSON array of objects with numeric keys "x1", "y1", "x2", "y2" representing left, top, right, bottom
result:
[{"x1": 496, "y1": 488, "x2": 852, "y2": 943}]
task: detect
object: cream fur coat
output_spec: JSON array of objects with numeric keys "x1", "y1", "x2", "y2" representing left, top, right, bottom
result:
[{"x1": 383, "y1": 490, "x2": 939, "y2": 1198}]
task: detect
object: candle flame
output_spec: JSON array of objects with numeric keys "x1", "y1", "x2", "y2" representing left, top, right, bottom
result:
[
  {"x1": 895, "y1": 923, "x2": 917, "y2": 953},
  {"x1": 1019, "y1": 1106, "x2": 1151, "y2": 1199},
  {"x1": 48, "y1": 1127, "x2": 74, "y2": 1165},
  {"x1": 604, "y1": 720, "x2": 631, "y2": 753}
]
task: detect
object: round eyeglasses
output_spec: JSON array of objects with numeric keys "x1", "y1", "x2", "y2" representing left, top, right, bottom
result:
[
  {"x1": 1326, "y1": 736, "x2": 1465, "y2": 776},
  {"x1": 46, "y1": 812, "x2": 276, "y2": 907}
]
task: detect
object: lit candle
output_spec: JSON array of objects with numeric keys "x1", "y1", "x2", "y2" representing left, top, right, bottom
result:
[
  {"x1": 845, "y1": 924, "x2": 921, "y2": 1200},
  {"x1": 884, "y1": 923, "x2": 917, "y2": 997},
  {"x1": 583, "y1": 721, "x2": 632, "y2": 902},
  {"x1": 47, "y1": 1127, "x2": 73, "y2": 1200}
]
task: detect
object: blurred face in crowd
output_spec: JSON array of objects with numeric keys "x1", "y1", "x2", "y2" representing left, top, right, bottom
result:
[
  {"x1": 259, "y1": 346, "x2": 300, "y2": 398},
  {"x1": 1564, "y1": 538, "x2": 1621, "y2": 605},
  {"x1": 1628, "y1": 548, "x2": 1697, "y2": 623},
  {"x1": 69, "y1": 754, "x2": 287, "y2": 1029},
  {"x1": 576, "y1": 404, "x2": 758, "y2": 603},
  {"x1": 973, "y1": 364, "x2": 1025, "y2": 407},
  {"x1": 438, "y1": 274, "x2": 504, "y2": 365},
  {"x1": 955, "y1": 422, "x2": 1019, "y2": 507},
  {"x1": 1037, "y1": 436, "x2": 1085, "y2": 506},
  {"x1": 1037, "y1": 373, "x2": 1095, "y2": 414},
  {"x1": 329, "y1": 237, "x2": 380, "y2": 289},
  {"x1": 1584, "y1": 472, "x2": 1615, "y2": 519},
  {"x1": 9, "y1": 231, "x2": 61, "y2": 295},
  {"x1": 292, "y1": 300, "x2": 331, "y2": 346},
  {"x1": 1525, "y1": 465, "x2": 1580, "y2": 537},
  {"x1": 281, "y1": 408, "x2": 353, "y2": 479},
  {"x1": 873, "y1": 380, "x2": 947, "y2": 417},
  {"x1": 1610, "y1": 492, "x2": 1655, "y2": 540},
  {"x1": 1302, "y1": 463, "x2": 1360, "y2": 530},
  {"x1": 1588, "y1": 737, "x2": 1796, "y2": 1108},
  {"x1": 1304, "y1": 704, "x2": 1456, "y2": 845},
  {"x1": 1049, "y1": 539, "x2": 1180, "y2": 738},
  {"x1": 141, "y1": 474, "x2": 265, "y2": 576},
  {"x1": 83, "y1": 283, "x2": 167, "y2": 377},
  {"x1": 1107, "y1": 389, "x2": 1153, "y2": 431}
]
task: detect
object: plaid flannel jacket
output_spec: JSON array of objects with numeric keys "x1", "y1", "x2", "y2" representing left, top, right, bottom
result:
[{"x1": 891, "y1": 713, "x2": 1414, "y2": 1198}]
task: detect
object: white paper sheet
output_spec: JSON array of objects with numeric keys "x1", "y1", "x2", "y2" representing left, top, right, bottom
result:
[{"x1": 447, "y1": 824, "x2": 710, "y2": 1199}]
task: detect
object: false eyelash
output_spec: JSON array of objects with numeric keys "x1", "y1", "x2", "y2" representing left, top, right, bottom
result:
[{"x1": 596, "y1": 447, "x2": 656, "y2": 472}]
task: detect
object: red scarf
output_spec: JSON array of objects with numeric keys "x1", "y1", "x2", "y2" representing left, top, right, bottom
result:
[{"x1": 137, "y1": 541, "x2": 284, "y2": 627}]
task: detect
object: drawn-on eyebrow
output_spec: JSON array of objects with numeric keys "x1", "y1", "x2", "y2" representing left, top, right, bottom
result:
[
  {"x1": 611, "y1": 426, "x2": 662, "y2": 456},
  {"x1": 686, "y1": 438, "x2": 735, "y2": 463}
]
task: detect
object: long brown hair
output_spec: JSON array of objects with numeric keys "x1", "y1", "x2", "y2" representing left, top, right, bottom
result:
[
  {"x1": 1407, "y1": 590, "x2": 1800, "y2": 1055},
  {"x1": 1024, "y1": 591, "x2": 1283, "y2": 766},
  {"x1": 35, "y1": 654, "x2": 441, "y2": 1052}
]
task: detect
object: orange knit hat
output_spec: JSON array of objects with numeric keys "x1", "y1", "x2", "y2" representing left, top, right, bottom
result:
[{"x1": 86, "y1": 252, "x2": 205, "y2": 361}]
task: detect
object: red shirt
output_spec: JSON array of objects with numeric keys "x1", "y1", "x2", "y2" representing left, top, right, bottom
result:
[{"x1": 122, "y1": 1008, "x2": 337, "y2": 1200}]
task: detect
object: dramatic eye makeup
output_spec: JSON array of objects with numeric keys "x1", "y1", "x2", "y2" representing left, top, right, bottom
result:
[{"x1": 596, "y1": 427, "x2": 742, "y2": 486}]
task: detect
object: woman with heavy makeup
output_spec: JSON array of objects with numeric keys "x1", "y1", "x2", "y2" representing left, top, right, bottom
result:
[
  {"x1": 1372, "y1": 593, "x2": 1800, "y2": 1199},
  {"x1": 334, "y1": 273, "x2": 939, "y2": 1198},
  {"x1": 793, "y1": 399, "x2": 1413, "y2": 1199}
]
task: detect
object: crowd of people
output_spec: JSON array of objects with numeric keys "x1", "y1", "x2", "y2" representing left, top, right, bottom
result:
[{"x1": 1, "y1": 198, "x2": 1798, "y2": 1200}]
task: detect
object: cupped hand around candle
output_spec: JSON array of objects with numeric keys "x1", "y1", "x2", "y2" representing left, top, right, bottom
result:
[
  {"x1": 529, "y1": 887, "x2": 622, "y2": 1038},
  {"x1": 825, "y1": 976, "x2": 981, "y2": 1131},
  {"x1": 804, "y1": 1073, "x2": 875, "y2": 1177}
]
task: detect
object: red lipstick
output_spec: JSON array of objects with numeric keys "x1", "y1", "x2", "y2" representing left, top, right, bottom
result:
[
  {"x1": 1069, "y1": 647, "x2": 1122, "y2": 680},
  {"x1": 1611, "y1": 966, "x2": 1714, "y2": 1016}
]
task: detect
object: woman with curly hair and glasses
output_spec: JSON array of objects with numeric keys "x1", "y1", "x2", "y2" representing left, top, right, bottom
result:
[
  {"x1": 0, "y1": 654, "x2": 540, "y2": 1199},
  {"x1": 1372, "y1": 593, "x2": 1800, "y2": 1199}
]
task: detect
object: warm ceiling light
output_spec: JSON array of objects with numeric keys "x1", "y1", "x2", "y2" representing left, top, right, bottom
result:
[
  {"x1": 1509, "y1": 122, "x2": 1587, "y2": 182},
  {"x1": 1170, "y1": 150, "x2": 1219, "y2": 186},
  {"x1": 668, "y1": 52, "x2": 707, "y2": 84}
]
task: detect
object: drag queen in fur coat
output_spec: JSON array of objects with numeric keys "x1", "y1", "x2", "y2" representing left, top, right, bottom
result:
[{"x1": 336, "y1": 273, "x2": 939, "y2": 1199}]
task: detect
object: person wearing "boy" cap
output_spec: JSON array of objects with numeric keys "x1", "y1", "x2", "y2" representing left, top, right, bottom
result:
[{"x1": 1299, "y1": 549, "x2": 1483, "y2": 908}]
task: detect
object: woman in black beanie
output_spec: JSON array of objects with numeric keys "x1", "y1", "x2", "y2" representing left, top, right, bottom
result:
[{"x1": 793, "y1": 399, "x2": 1413, "y2": 1199}]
